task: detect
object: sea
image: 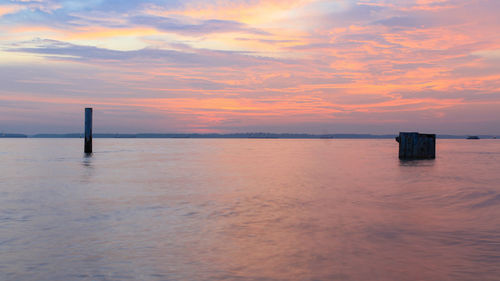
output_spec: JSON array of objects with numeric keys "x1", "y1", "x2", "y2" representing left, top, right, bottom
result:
[{"x1": 1, "y1": 138, "x2": 499, "y2": 281}]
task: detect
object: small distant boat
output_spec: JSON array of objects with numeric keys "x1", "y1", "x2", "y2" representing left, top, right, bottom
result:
[{"x1": 467, "y1": 136, "x2": 480, "y2": 139}]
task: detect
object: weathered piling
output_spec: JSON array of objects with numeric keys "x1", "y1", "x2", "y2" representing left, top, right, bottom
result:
[
  {"x1": 84, "y1": 108, "x2": 93, "y2": 154},
  {"x1": 395, "y1": 132, "x2": 435, "y2": 159}
]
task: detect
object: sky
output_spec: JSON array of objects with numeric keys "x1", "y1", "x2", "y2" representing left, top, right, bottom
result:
[{"x1": 0, "y1": 0, "x2": 499, "y2": 134}]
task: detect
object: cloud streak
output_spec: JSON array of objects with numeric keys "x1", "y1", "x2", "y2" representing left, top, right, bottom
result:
[{"x1": 131, "y1": 15, "x2": 270, "y2": 35}]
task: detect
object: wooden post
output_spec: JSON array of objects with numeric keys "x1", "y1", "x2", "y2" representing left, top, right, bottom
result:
[
  {"x1": 396, "y1": 132, "x2": 435, "y2": 159},
  {"x1": 85, "y1": 108, "x2": 93, "y2": 154}
]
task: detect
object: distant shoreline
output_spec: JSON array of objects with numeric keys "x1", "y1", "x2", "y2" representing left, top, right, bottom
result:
[{"x1": 1, "y1": 133, "x2": 498, "y2": 139}]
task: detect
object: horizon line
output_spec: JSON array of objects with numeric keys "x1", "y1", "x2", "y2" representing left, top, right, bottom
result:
[{"x1": 1, "y1": 132, "x2": 497, "y2": 139}]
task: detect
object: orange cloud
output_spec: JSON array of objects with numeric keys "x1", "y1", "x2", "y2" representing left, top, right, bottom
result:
[
  {"x1": 65, "y1": 27, "x2": 159, "y2": 40},
  {"x1": 0, "y1": 4, "x2": 23, "y2": 17}
]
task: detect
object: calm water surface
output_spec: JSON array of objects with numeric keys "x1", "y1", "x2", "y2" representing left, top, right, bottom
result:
[{"x1": 1, "y1": 139, "x2": 500, "y2": 281}]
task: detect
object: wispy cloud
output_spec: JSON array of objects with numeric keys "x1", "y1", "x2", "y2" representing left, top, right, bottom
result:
[
  {"x1": 130, "y1": 15, "x2": 270, "y2": 36},
  {"x1": 5, "y1": 38, "x2": 289, "y2": 68}
]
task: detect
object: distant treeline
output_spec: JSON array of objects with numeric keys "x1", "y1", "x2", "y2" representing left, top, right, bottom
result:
[
  {"x1": 0, "y1": 133, "x2": 491, "y2": 139},
  {"x1": 0, "y1": 133, "x2": 28, "y2": 138},
  {"x1": 30, "y1": 133, "x2": 396, "y2": 139}
]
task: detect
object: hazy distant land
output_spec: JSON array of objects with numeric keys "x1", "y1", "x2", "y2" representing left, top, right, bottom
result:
[
  {"x1": 0, "y1": 133, "x2": 28, "y2": 138},
  {"x1": 1, "y1": 133, "x2": 497, "y2": 139}
]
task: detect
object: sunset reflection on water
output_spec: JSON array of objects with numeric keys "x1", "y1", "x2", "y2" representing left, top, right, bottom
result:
[{"x1": 1, "y1": 139, "x2": 500, "y2": 280}]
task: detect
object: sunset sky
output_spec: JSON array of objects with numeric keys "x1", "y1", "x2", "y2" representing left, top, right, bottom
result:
[{"x1": 1, "y1": 0, "x2": 499, "y2": 134}]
